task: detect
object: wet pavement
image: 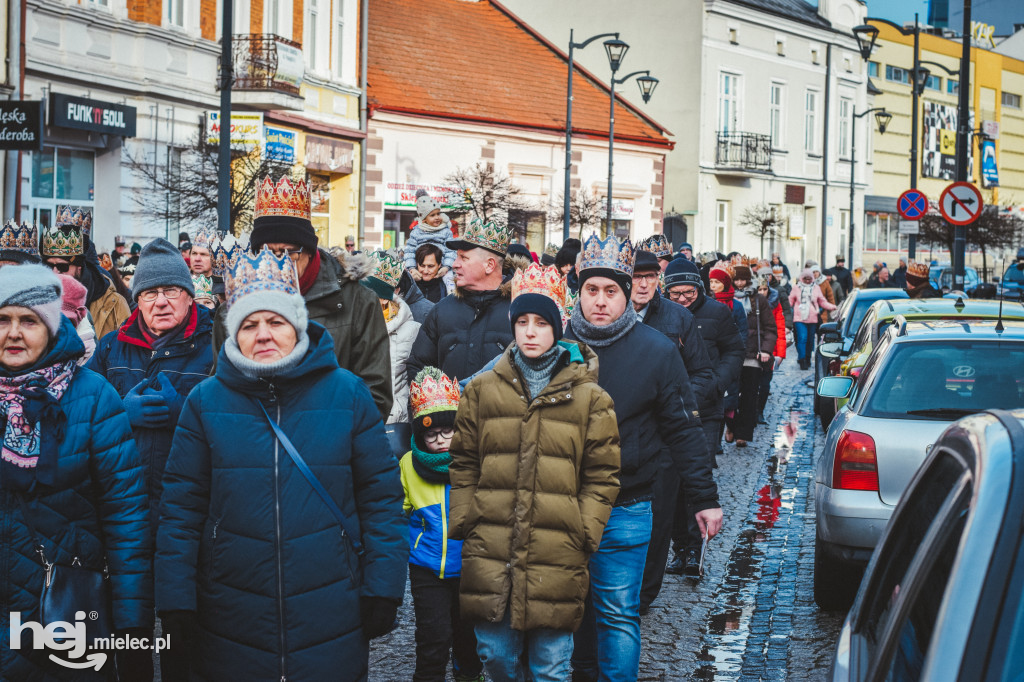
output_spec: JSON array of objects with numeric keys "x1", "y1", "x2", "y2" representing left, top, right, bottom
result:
[{"x1": 369, "y1": 362, "x2": 844, "y2": 680}]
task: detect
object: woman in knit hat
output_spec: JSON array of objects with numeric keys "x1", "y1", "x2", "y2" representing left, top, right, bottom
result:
[
  {"x1": 726, "y1": 265, "x2": 777, "y2": 447},
  {"x1": 404, "y1": 189, "x2": 456, "y2": 279},
  {"x1": 59, "y1": 273, "x2": 96, "y2": 365},
  {"x1": 400, "y1": 366, "x2": 484, "y2": 682},
  {"x1": 156, "y1": 246, "x2": 407, "y2": 681},
  {"x1": 788, "y1": 268, "x2": 837, "y2": 370},
  {"x1": 0, "y1": 264, "x2": 152, "y2": 680},
  {"x1": 449, "y1": 262, "x2": 620, "y2": 682}
]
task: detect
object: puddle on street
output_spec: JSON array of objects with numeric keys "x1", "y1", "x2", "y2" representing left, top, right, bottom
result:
[{"x1": 692, "y1": 407, "x2": 807, "y2": 680}]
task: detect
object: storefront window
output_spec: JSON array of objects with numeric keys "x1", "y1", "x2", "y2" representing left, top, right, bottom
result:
[
  {"x1": 865, "y1": 212, "x2": 878, "y2": 250},
  {"x1": 600, "y1": 219, "x2": 631, "y2": 239},
  {"x1": 31, "y1": 147, "x2": 95, "y2": 201}
]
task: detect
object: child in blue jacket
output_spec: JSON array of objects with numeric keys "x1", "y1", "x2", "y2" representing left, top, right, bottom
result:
[
  {"x1": 400, "y1": 367, "x2": 482, "y2": 681},
  {"x1": 404, "y1": 190, "x2": 456, "y2": 276}
]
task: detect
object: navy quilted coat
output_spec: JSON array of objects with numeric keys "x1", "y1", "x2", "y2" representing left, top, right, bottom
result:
[
  {"x1": 0, "y1": 316, "x2": 152, "y2": 681},
  {"x1": 88, "y1": 303, "x2": 214, "y2": 528},
  {"x1": 156, "y1": 322, "x2": 407, "y2": 682}
]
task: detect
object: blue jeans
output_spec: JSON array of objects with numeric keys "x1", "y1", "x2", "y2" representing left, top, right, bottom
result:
[
  {"x1": 795, "y1": 321, "x2": 817, "y2": 361},
  {"x1": 572, "y1": 501, "x2": 654, "y2": 682},
  {"x1": 474, "y1": 610, "x2": 573, "y2": 682}
]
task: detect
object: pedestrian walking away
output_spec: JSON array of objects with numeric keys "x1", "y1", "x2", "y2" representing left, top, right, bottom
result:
[
  {"x1": 564, "y1": 234, "x2": 722, "y2": 682},
  {"x1": 726, "y1": 265, "x2": 776, "y2": 447},
  {"x1": 156, "y1": 245, "x2": 407, "y2": 682},
  {"x1": 450, "y1": 261, "x2": 620, "y2": 682},
  {"x1": 789, "y1": 269, "x2": 837, "y2": 370}
]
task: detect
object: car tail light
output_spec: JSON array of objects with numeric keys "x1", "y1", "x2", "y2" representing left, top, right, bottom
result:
[
  {"x1": 833, "y1": 430, "x2": 879, "y2": 491},
  {"x1": 849, "y1": 367, "x2": 862, "y2": 379}
]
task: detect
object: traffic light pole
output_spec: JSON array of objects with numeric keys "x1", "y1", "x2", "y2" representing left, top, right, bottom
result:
[{"x1": 953, "y1": 0, "x2": 972, "y2": 288}]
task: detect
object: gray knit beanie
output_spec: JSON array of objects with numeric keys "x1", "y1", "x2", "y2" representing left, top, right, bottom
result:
[
  {"x1": 415, "y1": 189, "x2": 441, "y2": 220},
  {"x1": 0, "y1": 264, "x2": 64, "y2": 336},
  {"x1": 132, "y1": 238, "x2": 195, "y2": 301}
]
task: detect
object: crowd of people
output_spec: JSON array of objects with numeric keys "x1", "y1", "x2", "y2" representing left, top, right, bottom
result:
[{"x1": 0, "y1": 182, "x2": 945, "y2": 682}]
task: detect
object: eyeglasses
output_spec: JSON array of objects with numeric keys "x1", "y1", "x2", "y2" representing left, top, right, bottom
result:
[
  {"x1": 138, "y1": 286, "x2": 185, "y2": 303},
  {"x1": 47, "y1": 261, "x2": 73, "y2": 273},
  {"x1": 668, "y1": 287, "x2": 699, "y2": 301},
  {"x1": 633, "y1": 272, "x2": 660, "y2": 283},
  {"x1": 424, "y1": 428, "x2": 455, "y2": 443},
  {"x1": 268, "y1": 247, "x2": 304, "y2": 261}
]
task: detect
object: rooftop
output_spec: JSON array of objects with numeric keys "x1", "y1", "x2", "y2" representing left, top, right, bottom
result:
[
  {"x1": 725, "y1": 0, "x2": 832, "y2": 30},
  {"x1": 367, "y1": 0, "x2": 672, "y2": 147}
]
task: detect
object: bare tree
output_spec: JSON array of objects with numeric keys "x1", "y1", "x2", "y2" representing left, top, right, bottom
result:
[
  {"x1": 126, "y1": 135, "x2": 296, "y2": 237},
  {"x1": 913, "y1": 207, "x2": 1021, "y2": 279},
  {"x1": 548, "y1": 188, "x2": 603, "y2": 239},
  {"x1": 739, "y1": 204, "x2": 785, "y2": 255},
  {"x1": 917, "y1": 213, "x2": 955, "y2": 256},
  {"x1": 441, "y1": 163, "x2": 530, "y2": 237}
]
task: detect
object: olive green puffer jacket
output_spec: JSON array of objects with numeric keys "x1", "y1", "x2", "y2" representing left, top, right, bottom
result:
[{"x1": 449, "y1": 341, "x2": 620, "y2": 632}]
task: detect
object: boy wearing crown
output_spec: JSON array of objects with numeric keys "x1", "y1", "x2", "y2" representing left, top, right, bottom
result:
[
  {"x1": 399, "y1": 367, "x2": 484, "y2": 682},
  {"x1": 448, "y1": 262, "x2": 620, "y2": 682},
  {"x1": 564, "y1": 234, "x2": 722, "y2": 682}
]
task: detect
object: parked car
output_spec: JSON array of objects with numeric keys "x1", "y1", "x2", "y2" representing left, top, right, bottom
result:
[
  {"x1": 829, "y1": 408, "x2": 1024, "y2": 681},
  {"x1": 817, "y1": 298, "x2": 1024, "y2": 425},
  {"x1": 996, "y1": 259, "x2": 1024, "y2": 301},
  {"x1": 813, "y1": 319, "x2": 1024, "y2": 611},
  {"x1": 929, "y1": 262, "x2": 980, "y2": 293},
  {"x1": 813, "y1": 288, "x2": 908, "y2": 427}
]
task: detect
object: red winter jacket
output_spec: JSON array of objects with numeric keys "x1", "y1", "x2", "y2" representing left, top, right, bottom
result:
[{"x1": 771, "y1": 300, "x2": 786, "y2": 359}]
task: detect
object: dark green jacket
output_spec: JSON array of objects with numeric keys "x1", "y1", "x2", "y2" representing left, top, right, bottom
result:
[{"x1": 213, "y1": 249, "x2": 393, "y2": 420}]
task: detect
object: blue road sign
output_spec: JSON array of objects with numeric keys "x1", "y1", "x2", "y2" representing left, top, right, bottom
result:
[{"x1": 898, "y1": 189, "x2": 928, "y2": 221}]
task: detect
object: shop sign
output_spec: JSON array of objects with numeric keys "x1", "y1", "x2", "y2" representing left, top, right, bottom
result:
[
  {"x1": 0, "y1": 101, "x2": 44, "y2": 150},
  {"x1": 601, "y1": 198, "x2": 635, "y2": 221},
  {"x1": 50, "y1": 94, "x2": 137, "y2": 137},
  {"x1": 385, "y1": 182, "x2": 458, "y2": 207},
  {"x1": 304, "y1": 135, "x2": 353, "y2": 174},
  {"x1": 274, "y1": 41, "x2": 305, "y2": 90},
  {"x1": 206, "y1": 112, "x2": 263, "y2": 150},
  {"x1": 264, "y1": 126, "x2": 297, "y2": 163},
  {"x1": 971, "y1": 21, "x2": 995, "y2": 49}
]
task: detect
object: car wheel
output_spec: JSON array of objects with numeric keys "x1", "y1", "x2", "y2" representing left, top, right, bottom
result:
[{"x1": 814, "y1": 535, "x2": 860, "y2": 612}]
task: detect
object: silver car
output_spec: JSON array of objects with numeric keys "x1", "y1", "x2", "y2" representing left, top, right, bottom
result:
[{"x1": 813, "y1": 318, "x2": 1024, "y2": 611}]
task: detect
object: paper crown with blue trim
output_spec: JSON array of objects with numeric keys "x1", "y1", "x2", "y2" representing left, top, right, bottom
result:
[
  {"x1": 212, "y1": 233, "x2": 246, "y2": 278},
  {"x1": 225, "y1": 245, "x2": 301, "y2": 308},
  {"x1": 640, "y1": 234, "x2": 672, "y2": 259},
  {"x1": 0, "y1": 220, "x2": 39, "y2": 256},
  {"x1": 579, "y1": 233, "x2": 634, "y2": 279},
  {"x1": 190, "y1": 226, "x2": 217, "y2": 252}
]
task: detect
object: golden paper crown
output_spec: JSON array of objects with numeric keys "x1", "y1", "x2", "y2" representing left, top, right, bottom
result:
[
  {"x1": 254, "y1": 177, "x2": 311, "y2": 221},
  {"x1": 512, "y1": 262, "x2": 566, "y2": 315},
  {"x1": 368, "y1": 251, "x2": 405, "y2": 289},
  {"x1": 455, "y1": 218, "x2": 514, "y2": 256},
  {"x1": 640, "y1": 234, "x2": 671, "y2": 259},
  {"x1": 410, "y1": 367, "x2": 461, "y2": 418},
  {"x1": 226, "y1": 245, "x2": 301, "y2": 308},
  {"x1": 192, "y1": 274, "x2": 214, "y2": 300},
  {"x1": 0, "y1": 220, "x2": 39, "y2": 255},
  {"x1": 41, "y1": 209, "x2": 84, "y2": 258}
]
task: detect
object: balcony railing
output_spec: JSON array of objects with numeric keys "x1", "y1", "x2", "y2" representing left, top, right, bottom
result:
[
  {"x1": 715, "y1": 132, "x2": 773, "y2": 173},
  {"x1": 231, "y1": 34, "x2": 303, "y2": 96}
]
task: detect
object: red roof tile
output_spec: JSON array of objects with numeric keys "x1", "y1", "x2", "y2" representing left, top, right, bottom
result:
[{"x1": 368, "y1": 0, "x2": 672, "y2": 147}]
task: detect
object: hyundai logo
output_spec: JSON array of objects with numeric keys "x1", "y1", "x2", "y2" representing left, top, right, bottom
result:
[{"x1": 953, "y1": 365, "x2": 976, "y2": 378}]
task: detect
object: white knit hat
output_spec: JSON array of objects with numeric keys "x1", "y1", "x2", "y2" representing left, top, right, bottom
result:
[
  {"x1": 0, "y1": 264, "x2": 64, "y2": 337},
  {"x1": 415, "y1": 189, "x2": 441, "y2": 220}
]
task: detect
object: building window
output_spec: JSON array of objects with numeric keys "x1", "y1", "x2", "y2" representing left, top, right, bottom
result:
[
  {"x1": 776, "y1": 40, "x2": 785, "y2": 56},
  {"x1": 716, "y1": 200, "x2": 729, "y2": 252},
  {"x1": 307, "y1": 0, "x2": 319, "y2": 70},
  {"x1": 886, "y1": 65, "x2": 910, "y2": 85},
  {"x1": 718, "y1": 72, "x2": 741, "y2": 134},
  {"x1": 334, "y1": 0, "x2": 346, "y2": 76},
  {"x1": 769, "y1": 82, "x2": 784, "y2": 149},
  {"x1": 864, "y1": 211, "x2": 903, "y2": 251},
  {"x1": 728, "y1": 27, "x2": 738, "y2": 44},
  {"x1": 1003, "y1": 92, "x2": 1022, "y2": 109},
  {"x1": 811, "y1": 48, "x2": 820, "y2": 64},
  {"x1": 868, "y1": 61, "x2": 879, "y2": 77},
  {"x1": 804, "y1": 89, "x2": 819, "y2": 153},
  {"x1": 839, "y1": 97, "x2": 852, "y2": 159},
  {"x1": 166, "y1": 0, "x2": 184, "y2": 27},
  {"x1": 947, "y1": 80, "x2": 959, "y2": 95},
  {"x1": 925, "y1": 74, "x2": 941, "y2": 91},
  {"x1": 32, "y1": 147, "x2": 95, "y2": 201}
]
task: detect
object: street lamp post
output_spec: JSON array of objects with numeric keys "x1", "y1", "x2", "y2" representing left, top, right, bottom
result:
[
  {"x1": 563, "y1": 30, "x2": 621, "y2": 242},
  {"x1": 605, "y1": 64, "x2": 658, "y2": 237},
  {"x1": 849, "y1": 106, "x2": 892, "y2": 267}
]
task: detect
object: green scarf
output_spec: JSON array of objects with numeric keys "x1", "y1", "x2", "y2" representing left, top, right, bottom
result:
[{"x1": 410, "y1": 435, "x2": 451, "y2": 478}]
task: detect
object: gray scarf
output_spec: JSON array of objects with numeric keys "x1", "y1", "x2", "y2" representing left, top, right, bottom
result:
[
  {"x1": 569, "y1": 304, "x2": 637, "y2": 348},
  {"x1": 512, "y1": 344, "x2": 568, "y2": 401},
  {"x1": 224, "y1": 333, "x2": 310, "y2": 380}
]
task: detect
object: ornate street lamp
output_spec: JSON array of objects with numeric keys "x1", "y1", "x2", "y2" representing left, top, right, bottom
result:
[
  {"x1": 848, "y1": 107, "x2": 890, "y2": 266},
  {"x1": 852, "y1": 24, "x2": 880, "y2": 61},
  {"x1": 606, "y1": 69, "x2": 657, "y2": 235},
  {"x1": 636, "y1": 74, "x2": 659, "y2": 104},
  {"x1": 604, "y1": 39, "x2": 629, "y2": 73}
]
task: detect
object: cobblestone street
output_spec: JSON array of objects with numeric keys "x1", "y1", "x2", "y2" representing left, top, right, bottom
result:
[{"x1": 369, "y1": 362, "x2": 844, "y2": 680}]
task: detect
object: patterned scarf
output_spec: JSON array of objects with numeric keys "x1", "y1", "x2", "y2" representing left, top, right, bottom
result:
[
  {"x1": 0, "y1": 360, "x2": 76, "y2": 491},
  {"x1": 796, "y1": 280, "x2": 814, "y2": 320}
]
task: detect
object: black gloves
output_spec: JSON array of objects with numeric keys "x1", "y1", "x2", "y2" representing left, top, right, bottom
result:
[
  {"x1": 158, "y1": 610, "x2": 199, "y2": 682},
  {"x1": 360, "y1": 597, "x2": 400, "y2": 639}
]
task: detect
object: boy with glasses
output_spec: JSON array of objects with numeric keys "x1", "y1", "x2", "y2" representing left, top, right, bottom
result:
[{"x1": 401, "y1": 367, "x2": 484, "y2": 682}]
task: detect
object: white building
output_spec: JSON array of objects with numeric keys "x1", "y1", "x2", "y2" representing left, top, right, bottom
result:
[{"x1": 502, "y1": 0, "x2": 877, "y2": 267}]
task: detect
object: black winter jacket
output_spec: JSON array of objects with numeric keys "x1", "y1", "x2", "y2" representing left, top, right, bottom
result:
[
  {"x1": 638, "y1": 293, "x2": 716, "y2": 410},
  {"x1": 408, "y1": 283, "x2": 513, "y2": 381},
  {"x1": 399, "y1": 272, "x2": 435, "y2": 323},
  {"x1": 685, "y1": 290, "x2": 746, "y2": 419},
  {"x1": 735, "y1": 290, "x2": 778, "y2": 360},
  {"x1": 564, "y1": 321, "x2": 718, "y2": 510}
]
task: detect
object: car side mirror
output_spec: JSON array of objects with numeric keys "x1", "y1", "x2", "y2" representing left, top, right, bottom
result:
[
  {"x1": 818, "y1": 341, "x2": 844, "y2": 359},
  {"x1": 817, "y1": 322, "x2": 838, "y2": 336},
  {"x1": 817, "y1": 376, "x2": 855, "y2": 399}
]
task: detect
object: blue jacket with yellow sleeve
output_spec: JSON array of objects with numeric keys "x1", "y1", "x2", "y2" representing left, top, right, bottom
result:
[{"x1": 400, "y1": 451, "x2": 462, "y2": 579}]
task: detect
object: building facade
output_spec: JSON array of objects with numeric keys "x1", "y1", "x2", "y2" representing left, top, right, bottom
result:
[
  {"x1": 866, "y1": 18, "x2": 1024, "y2": 266},
  {"x1": 363, "y1": 0, "x2": 672, "y2": 251}
]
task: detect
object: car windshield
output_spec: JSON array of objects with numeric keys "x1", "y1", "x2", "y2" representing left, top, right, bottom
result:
[
  {"x1": 1004, "y1": 264, "x2": 1024, "y2": 284},
  {"x1": 846, "y1": 299, "x2": 877, "y2": 339},
  {"x1": 862, "y1": 341, "x2": 1024, "y2": 420}
]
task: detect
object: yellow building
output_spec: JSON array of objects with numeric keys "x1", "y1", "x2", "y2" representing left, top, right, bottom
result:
[{"x1": 865, "y1": 19, "x2": 1024, "y2": 268}]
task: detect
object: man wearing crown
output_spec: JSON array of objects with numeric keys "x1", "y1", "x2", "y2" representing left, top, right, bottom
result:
[
  {"x1": 407, "y1": 218, "x2": 517, "y2": 381},
  {"x1": 189, "y1": 227, "x2": 216, "y2": 278},
  {"x1": 211, "y1": 176, "x2": 393, "y2": 420},
  {"x1": 564, "y1": 234, "x2": 723, "y2": 682},
  {"x1": 41, "y1": 210, "x2": 131, "y2": 340}
]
